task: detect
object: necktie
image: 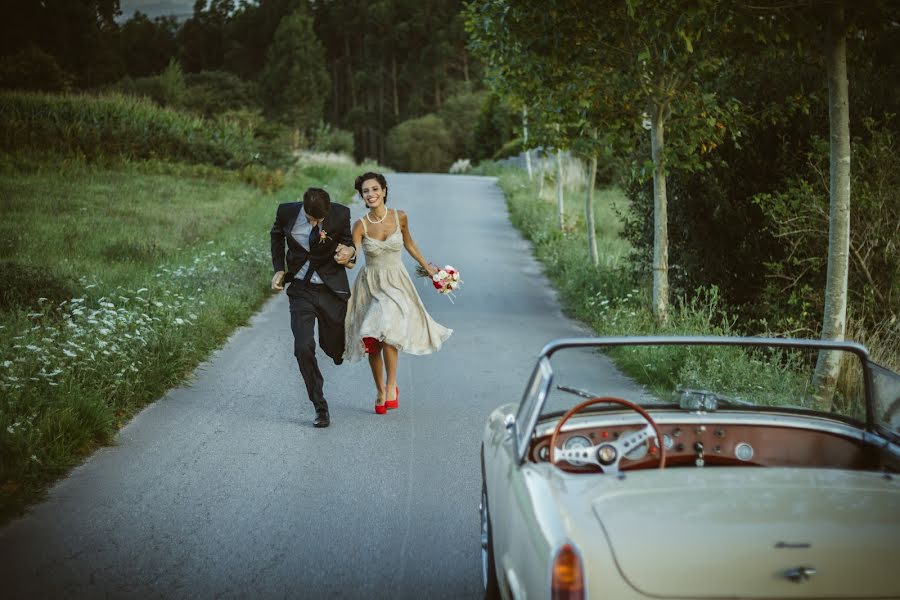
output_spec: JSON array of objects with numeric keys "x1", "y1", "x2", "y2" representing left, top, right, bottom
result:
[{"x1": 303, "y1": 223, "x2": 320, "y2": 283}]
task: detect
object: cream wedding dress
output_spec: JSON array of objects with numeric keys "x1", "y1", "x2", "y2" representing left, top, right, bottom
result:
[{"x1": 342, "y1": 209, "x2": 452, "y2": 362}]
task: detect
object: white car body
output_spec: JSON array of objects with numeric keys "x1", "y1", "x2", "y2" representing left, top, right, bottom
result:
[{"x1": 480, "y1": 337, "x2": 900, "y2": 600}]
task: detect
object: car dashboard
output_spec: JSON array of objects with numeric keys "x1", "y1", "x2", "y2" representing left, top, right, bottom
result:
[{"x1": 529, "y1": 411, "x2": 894, "y2": 472}]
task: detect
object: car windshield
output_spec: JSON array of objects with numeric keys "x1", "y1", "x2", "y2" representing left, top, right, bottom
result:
[{"x1": 534, "y1": 340, "x2": 883, "y2": 429}]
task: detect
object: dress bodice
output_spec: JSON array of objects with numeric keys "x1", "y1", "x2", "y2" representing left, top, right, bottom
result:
[{"x1": 361, "y1": 211, "x2": 403, "y2": 268}]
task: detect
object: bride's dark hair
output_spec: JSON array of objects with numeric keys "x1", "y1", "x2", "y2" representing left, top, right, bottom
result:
[{"x1": 354, "y1": 172, "x2": 388, "y2": 203}]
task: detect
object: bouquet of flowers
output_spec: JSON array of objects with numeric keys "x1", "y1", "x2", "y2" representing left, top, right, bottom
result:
[{"x1": 415, "y1": 264, "x2": 462, "y2": 302}]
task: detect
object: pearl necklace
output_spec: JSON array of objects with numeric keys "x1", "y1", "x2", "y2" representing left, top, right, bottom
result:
[{"x1": 366, "y1": 209, "x2": 389, "y2": 224}]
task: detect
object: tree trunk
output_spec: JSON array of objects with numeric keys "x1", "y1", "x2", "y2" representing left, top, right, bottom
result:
[
  {"x1": 332, "y1": 59, "x2": 339, "y2": 122},
  {"x1": 586, "y1": 155, "x2": 599, "y2": 266},
  {"x1": 523, "y1": 106, "x2": 533, "y2": 180},
  {"x1": 434, "y1": 66, "x2": 442, "y2": 108},
  {"x1": 344, "y1": 33, "x2": 356, "y2": 108},
  {"x1": 556, "y1": 148, "x2": 565, "y2": 231},
  {"x1": 813, "y1": 2, "x2": 852, "y2": 409},
  {"x1": 463, "y1": 52, "x2": 469, "y2": 83},
  {"x1": 391, "y1": 54, "x2": 399, "y2": 118},
  {"x1": 379, "y1": 60, "x2": 385, "y2": 163},
  {"x1": 649, "y1": 106, "x2": 670, "y2": 325}
]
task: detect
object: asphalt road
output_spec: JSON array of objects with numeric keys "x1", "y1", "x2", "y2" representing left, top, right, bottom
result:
[{"x1": 0, "y1": 173, "x2": 605, "y2": 599}]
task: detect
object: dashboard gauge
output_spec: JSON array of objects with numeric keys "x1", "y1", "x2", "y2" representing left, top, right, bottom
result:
[
  {"x1": 625, "y1": 439, "x2": 648, "y2": 460},
  {"x1": 538, "y1": 445, "x2": 550, "y2": 462},
  {"x1": 735, "y1": 442, "x2": 754, "y2": 461},
  {"x1": 663, "y1": 433, "x2": 674, "y2": 450},
  {"x1": 563, "y1": 435, "x2": 592, "y2": 466}
]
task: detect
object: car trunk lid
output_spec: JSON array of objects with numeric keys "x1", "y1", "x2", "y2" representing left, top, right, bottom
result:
[{"x1": 590, "y1": 468, "x2": 900, "y2": 598}]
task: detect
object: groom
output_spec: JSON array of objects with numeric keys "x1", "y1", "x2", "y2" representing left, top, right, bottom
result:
[{"x1": 271, "y1": 188, "x2": 356, "y2": 428}]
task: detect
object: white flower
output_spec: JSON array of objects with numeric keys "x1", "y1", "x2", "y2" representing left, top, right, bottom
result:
[
  {"x1": 25, "y1": 345, "x2": 41, "y2": 352},
  {"x1": 174, "y1": 318, "x2": 185, "y2": 325},
  {"x1": 63, "y1": 349, "x2": 77, "y2": 358},
  {"x1": 1, "y1": 361, "x2": 11, "y2": 368}
]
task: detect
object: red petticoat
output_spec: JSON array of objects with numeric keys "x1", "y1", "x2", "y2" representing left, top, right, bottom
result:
[{"x1": 362, "y1": 337, "x2": 382, "y2": 354}]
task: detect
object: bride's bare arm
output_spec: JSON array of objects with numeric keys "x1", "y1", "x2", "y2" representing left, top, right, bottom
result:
[{"x1": 399, "y1": 211, "x2": 437, "y2": 275}]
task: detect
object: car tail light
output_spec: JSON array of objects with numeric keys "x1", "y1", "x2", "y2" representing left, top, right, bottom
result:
[{"x1": 551, "y1": 543, "x2": 584, "y2": 600}]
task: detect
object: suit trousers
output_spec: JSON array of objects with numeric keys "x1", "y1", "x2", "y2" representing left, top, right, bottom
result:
[{"x1": 287, "y1": 281, "x2": 347, "y2": 413}]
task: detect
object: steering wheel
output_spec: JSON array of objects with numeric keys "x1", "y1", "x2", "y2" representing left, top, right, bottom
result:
[{"x1": 549, "y1": 396, "x2": 666, "y2": 474}]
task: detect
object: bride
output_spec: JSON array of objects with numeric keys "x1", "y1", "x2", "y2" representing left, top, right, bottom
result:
[{"x1": 342, "y1": 172, "x2": 452, "y2": 414}]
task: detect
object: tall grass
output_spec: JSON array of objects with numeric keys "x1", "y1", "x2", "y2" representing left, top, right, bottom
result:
[
  {"x1": 0, "y1": 156, "x2": 373, "y2": 521},
  {"x1": 0, "y1": 91, "x2": 259, "y2": 169}
]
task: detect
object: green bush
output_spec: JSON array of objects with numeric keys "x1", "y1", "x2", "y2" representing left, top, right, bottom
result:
[
  {"x1": 181, "y1": 70, "x2": 258, "y2": 117},
  {"x1": 386, "y1": 114, "x2": 454, "y2": 172},
  {"x1": 438, "y1": 90, "x2": 486, "y2": 159},
  {"x1": 0, "y1": 90, "x2": 260, "y2": 169},
  {"x1": 0, "y1": 46, "x2": 72, "y2": 93},
  {"x1": 312, "y1": 121, "x2": 354, "y2": 155}
]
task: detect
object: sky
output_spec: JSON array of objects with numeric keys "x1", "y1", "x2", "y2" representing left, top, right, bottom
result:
[{"x1": 117, "y1": 1, "x2": 194, "y2": 21}]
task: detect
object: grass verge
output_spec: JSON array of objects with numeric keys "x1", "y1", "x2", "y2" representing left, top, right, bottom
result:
[{"x1": 0, "y1": 154, "x2": 379, "y2": 522}]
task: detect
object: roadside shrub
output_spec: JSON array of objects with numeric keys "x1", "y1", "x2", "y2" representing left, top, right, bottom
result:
[{"x1": 386, "y1": 114, "x2": 454, "y2": 172}]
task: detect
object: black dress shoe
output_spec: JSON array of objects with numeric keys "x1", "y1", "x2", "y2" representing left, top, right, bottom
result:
[{"x1": 314, "y1": 411, "x2": 330, "y2": 428}]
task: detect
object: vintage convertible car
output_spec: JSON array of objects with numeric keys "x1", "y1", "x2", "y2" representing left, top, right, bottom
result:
[{"x1": 480, "y1": 336, "x2": 900, "y2": 600}]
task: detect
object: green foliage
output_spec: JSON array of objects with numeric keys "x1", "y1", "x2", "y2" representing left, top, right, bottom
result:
[
  {"x1": 754, "y1": 121, "x2": 900, "y2": 331},
  {"x1": 258, "y1": 7, "x2": 330, "y2": 133},
  {"x1": 386, "y1": 114, "x2": 455, "y2": 172},
  {"x1": 158, "y1": 59, "x2": 188, "y2": 106},
  {"x1": 472, "y1": 92, "x2": 517, "y2": 162},
  {"x1": 181, "y1": 70, "x2": 258, "y2": 117},
  {"x1": 119, "y1": 12, "x2": 179, "y2": 77},
  {"x1": 0, "y1": 91, "x2": 261, "y2": 169},
  {"x1": 0, "y1": 46, "x2": 71, "y2": 93},
  {"x1": 312, "y1": 121, "x2": 355, "y2": 156},
  {"x1": 438, "y1": 90, "x2": 487, "y2": 159},
  {"x1": 0, "y1": 0, "x2": 124, "y2": 87}
]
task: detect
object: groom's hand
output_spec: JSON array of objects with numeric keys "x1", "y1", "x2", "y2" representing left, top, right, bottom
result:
[
  {"x1": 334, "y1": 244, "x2": 355, "y2": 266},
  {"x1": 271, "y1": 271, "x2": 285, "y2": 291}
]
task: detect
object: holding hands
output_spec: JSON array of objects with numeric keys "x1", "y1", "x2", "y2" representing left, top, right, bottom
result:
[{"x1": 334, "y1": 243, "x2": 356, "y2": 266}]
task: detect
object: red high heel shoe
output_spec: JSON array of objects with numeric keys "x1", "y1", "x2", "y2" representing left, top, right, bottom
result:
[
  {"x1": 385, "y1": 387, "x2": 399, "y2": 410},
  {"x1": 375, "y1": 401, "x2": 387, "y2": 414}
]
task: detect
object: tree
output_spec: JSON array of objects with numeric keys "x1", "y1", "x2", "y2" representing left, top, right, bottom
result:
[
  {"x1": 467, "y1": 0, "x2": 736, "y2": 288},
  {"x1": 386, "y1": 114, "x2": 454, "y2": 172},
  {"x1": 258, "y1": 6, "x2": 331, "y2": 135},
  {"x1": 178, "y1": 0, "x2": 234, "y2": 73},
  {"x1": 2, "y1": 0, "x2": 123, "y2": 86},
  {"x1": 119, "y1": 12, "x2": 179, "y2": 78}
]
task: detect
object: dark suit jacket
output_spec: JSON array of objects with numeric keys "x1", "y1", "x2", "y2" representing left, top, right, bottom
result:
[{"x1": 270, "y1": 201, "x2": 353, "y2": 299}]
